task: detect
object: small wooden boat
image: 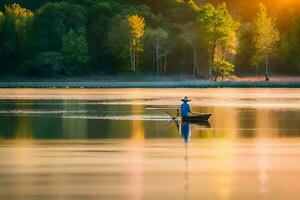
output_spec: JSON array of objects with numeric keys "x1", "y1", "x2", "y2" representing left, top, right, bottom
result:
[{"x1": 182, "y1": 113, "x2": 212, "y2": 122}]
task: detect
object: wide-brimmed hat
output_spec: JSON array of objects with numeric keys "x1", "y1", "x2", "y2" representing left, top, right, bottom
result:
[{"x1": 181, "y1": 96, "x2": 191, "y2": 102}]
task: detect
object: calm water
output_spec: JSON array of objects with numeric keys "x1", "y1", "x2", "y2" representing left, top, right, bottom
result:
[{"x1": 0, "y1": 88, "x2": 300, "y2": 200}]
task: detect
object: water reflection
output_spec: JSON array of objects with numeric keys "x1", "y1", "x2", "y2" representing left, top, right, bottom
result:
[
  {"x1": 179, "y1": 121, "x2": 212, "y2": 200},
  {"x1": 0, "y1": 88, "x2": 300, "y2": 140},
  {"x1": 0, "y1": 89, "x2": 300, "y2": 200},
  {"x1": 181, "y1": 122, "x2": 191, "y2": 144}
]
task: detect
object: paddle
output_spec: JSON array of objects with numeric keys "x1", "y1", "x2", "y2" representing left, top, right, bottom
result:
[
  {"x1": 166, "y1": 111, "x2": 177, "y2": 120},
  {"x1": 166, "y1": 111, "x2": 180, "y2": 132}
]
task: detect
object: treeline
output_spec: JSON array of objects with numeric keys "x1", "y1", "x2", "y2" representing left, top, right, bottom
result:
[{"x1": 0, "y1": 0, "x2": 299, "y2": 79}]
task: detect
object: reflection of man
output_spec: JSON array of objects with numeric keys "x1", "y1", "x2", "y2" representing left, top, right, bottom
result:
[
  {"x1": 180, "y1": 96, "x2": 191, "y2": 119},
  {"x1": 181, "y1": 122, "x2": 191, "y2": 144}
]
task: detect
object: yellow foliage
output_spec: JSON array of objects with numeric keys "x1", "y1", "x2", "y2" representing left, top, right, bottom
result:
[
  {"x1": 5, "y1": 3, "x2": 33, "y2": 19},
  {"x1": 4, "y1": 4, "x2": 33, "y2": 50},
  {"x1": 176, "y1": 0, "x2": 200, "y2": 12},
  {"x1": 127, "y1": 15, "x2": 145, "y2": 72},
  {"x1": 128, "y1": 15, "x2": 145, "y2": 40}
]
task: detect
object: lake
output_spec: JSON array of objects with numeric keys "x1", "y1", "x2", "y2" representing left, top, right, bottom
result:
[{"x1": 0, "y1": 88, "x2": 300, "y2": 200}]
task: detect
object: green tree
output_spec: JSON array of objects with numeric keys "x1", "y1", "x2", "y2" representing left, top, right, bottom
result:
[
  {"x1": 107, "y1": 16, "x2": 131, "y2": 73},
  {"x1": 62, "y1": 27, "x2": 90, "y2": 74},
  {"x1": 252, "y1": 3, "x2": 280, "y2": 81},
  {"x1": 31, "y1": 51, "x2": 64, "y2": 76},
  {"x1": 286, "y1": 17, "x2": 300, "y2": 72},
  {"x1": 128, "y1": 14, "x2": 145, "y2": 72},
  {"x1": 32, "y1": 2, "x2": 86, "y2": 53},
  {"x1": 86, "y1": 2, "x2": 115, "y2": 74},
  {"x1": 199, "y1": 3, "x2": 239, "y2": 78}
]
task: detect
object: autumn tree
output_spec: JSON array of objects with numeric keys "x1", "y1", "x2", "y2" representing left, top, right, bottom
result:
[
  {"x1": 199, "y1": 3, "x2": 239, "y2": 79},
  {"x1": 0, "y1": 3, "x2": 33, "y2": 62},
  {"x1": 213, "y1": 60, "x2": 234, "y2": 80},
  {"x1": 0, "y1": 11, "x2": 3, "y2": 31},
  {"x1": 252, "y1": 3, "x2": 280, "y2": 81},
  {"x1": 128, "y1": 15, "x2": 145, "y2": 72},
  {"x1": 0, "y1": 12, "x2": 3, "y2": 46},
  {"x1": 5, "y1": 4, "x2": 33, "y2": 51}
]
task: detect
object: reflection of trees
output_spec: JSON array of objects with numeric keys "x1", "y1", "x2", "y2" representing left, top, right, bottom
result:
[
  {"x1": 15, "y1": 101, "x2": 33, "y2": 139},
  {"x1": 62, "y1": 100, "x2": 87, "y2": 139}
]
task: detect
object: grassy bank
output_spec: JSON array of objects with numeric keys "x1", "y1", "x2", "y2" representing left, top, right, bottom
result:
[{"x1": 0, "y1": 75, "x2": 300, "y2": 88}]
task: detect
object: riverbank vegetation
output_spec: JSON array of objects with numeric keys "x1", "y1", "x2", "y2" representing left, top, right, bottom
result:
[{"x1": 0, "y1": 0, "x2": 299, "y2": 80}]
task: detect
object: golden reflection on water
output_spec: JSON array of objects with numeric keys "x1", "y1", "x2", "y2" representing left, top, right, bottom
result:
[
  {"x1": 215, "y1": 142, "x2": 234, "y2": 200},
  {"x1": 131, "y1": 105, "x2": 145, "y2": 141},
  {"x1": 0, "y1": 139, "x2": 300, "y2": 199},
  {"x1": 0, "y1": 89, "x2": 300, "y2": 199},
  {"x1": 128, "y1": 91, "x2": 146, "y2": 199},
  {"x1": 211, "y1": 107, "x2": 239, "y2": 138}
]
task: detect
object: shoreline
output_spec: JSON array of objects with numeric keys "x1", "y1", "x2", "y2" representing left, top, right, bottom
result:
[
  {"x1": 0, "y1": 81, "x2": 300, "y2": 88},
  {"x1": 1, "y1": 76, "x2": 300, "y2": 88}
]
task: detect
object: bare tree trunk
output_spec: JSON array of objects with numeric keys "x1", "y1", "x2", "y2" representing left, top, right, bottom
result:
[
  {"x1": 255, "y1": 64, "x2": 258, "y2": 77},
  {"x1": 209, "y1": 40, "x2": 216, "y2": 80},
  {"x1": 152, "y1": 52, "x2": 155, "y2": 71},
  {"x1": 197, "y1": 56, "x2": 200, "y2": 77},
  {"x1": 164, "y1": 55, "x2": 167, "y2": 76},
  {"x1": 193, "y1": 48, "x2": 196, "y2": 77},
  {"x1": 265, "y1": 54, "x2": 269, "y2": 81},
  {"x1": 156, "y1": 42, "x2": 160, "y2": 75},
  {"x1": 132, "y1": 48, "x2": 136, "y2": 72},
  {"x1": 130, "y1": 42, "x2": 133, "y2": 71}
]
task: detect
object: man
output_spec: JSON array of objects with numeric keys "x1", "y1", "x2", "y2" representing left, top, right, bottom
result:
[{"x1": 180, "y1": 96, "x2": 191, "y2": 119}]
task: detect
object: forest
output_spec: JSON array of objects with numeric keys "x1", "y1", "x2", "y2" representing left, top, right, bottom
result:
[{"x1": 0, "y1": 0, "x2": 299, "y2": 79}]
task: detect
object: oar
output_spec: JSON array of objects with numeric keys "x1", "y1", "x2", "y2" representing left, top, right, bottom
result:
[
  {"x1": 166, "y1": 111, "x2": 176, "y2": 120},
  {"x1": 166, "y1": 111, "x2": 180, "y2": 133}
]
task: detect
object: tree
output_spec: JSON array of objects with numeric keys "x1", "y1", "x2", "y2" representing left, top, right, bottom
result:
[
  {"x1": 128, "y1": 14, "x2": 145, "y2": 72},
  {"x1": 107, "y1": 16, "x2": 131, "y2": 73},
  {"x1": 286, "y1": 17, "x2": 300, "y2": 72},
  {"x1": 31, "y1": 51, "x2": 64, "y2": 76},
  {"x1": 4, "y1": 3, "x2": 33, "y2": 50},
  {"x1": 86, "y1": 2, "x2": 115, "y2": 74},
  {"x1": 180, "y1": 22, "x2": 202, "y2": 77},
  {"x1": 32, "y1": 2, "x2": 86, "y2": 53},
  {"x1": 62, "y1": 27, "x2": 90, "y2": 74},
  {"x1": 199, "y1": 3, "x2": 239, "y2": 79},
  {"x1": 0, "y1": 11, "x2": 3, "y2": 32},
  {"x1": 0, "y1": 3, "x2": 33, "y2": 68},
  {"x1": 252, "y1": 3, "x2": 280, "y2": 81},
  {"x1": 146, "y1": 27, "x2": 169, "y2": 75},
  {"x1": 213, "y1": 60, "x2": 234, "y2": 81}
]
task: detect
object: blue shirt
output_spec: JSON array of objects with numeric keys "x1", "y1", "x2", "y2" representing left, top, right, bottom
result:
[{"x1": 181, "y1": 102, "x2": 191, "y2": 118}]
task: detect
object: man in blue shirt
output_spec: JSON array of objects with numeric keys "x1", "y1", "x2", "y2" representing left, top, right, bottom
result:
[{"x1": 180, "y1": 96, "x2": 191, "y2": 119}]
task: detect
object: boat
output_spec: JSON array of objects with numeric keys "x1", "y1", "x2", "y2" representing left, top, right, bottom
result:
[
  {"x1": 181, "y1": 113, "x2": 212, "y2": 122},
  {"x1": 166, "y1": 111, "x2": 212, "y2": 122}
]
